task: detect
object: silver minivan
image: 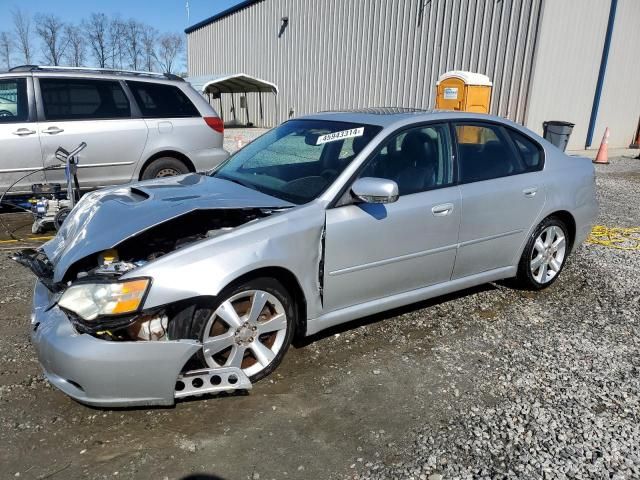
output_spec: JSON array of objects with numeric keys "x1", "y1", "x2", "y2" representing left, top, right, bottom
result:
[{"x1": 0, "y1": 66, "x2": 229, "y2": 196}]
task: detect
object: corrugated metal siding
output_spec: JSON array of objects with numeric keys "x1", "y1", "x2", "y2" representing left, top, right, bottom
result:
[
  {"x1": 524, "y1": 0, "x2": 610, "y2": 149},
  {"x1": 187, "y1": 0, "x2": 542, "y2": 127},
  {"x1": 593, "y1": 0, "x2": 640, "y2": 148}
]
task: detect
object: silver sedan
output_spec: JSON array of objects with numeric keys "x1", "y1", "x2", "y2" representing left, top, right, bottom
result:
[{"x1": 16, "y1": 109, "x2": 598, "y2": 407}]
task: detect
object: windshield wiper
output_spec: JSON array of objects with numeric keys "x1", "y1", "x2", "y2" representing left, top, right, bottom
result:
[{"x1": 215, "y1": 174, "x2": 255, "y2": 190}]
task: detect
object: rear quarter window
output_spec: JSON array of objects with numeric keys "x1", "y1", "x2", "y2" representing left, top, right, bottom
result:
[
  {"x1": 0, "y1": 78, "x2": 28, "y2": 123},
  {"x1": 509, "y1": 129, "x2": 544, "y2": 171},
  {"x1": 127, "y1": 81, "x2": 199, "y2": 118}
]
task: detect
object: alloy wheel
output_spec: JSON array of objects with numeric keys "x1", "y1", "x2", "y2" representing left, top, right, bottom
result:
[
  {"x1": 530, "y1": 225, "x2": 567, "y2": 284},
  {"x1": 201, "y1": 290, "x2": 288, "y2": 377}
]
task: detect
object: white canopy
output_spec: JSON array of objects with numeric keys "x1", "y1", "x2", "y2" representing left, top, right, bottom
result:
[{"x1": 187, "y1": 73, "x2": 278, "y2": 95}]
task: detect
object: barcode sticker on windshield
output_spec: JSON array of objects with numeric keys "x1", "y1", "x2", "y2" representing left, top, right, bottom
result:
[{"x1": 316, "y1": 127, "x2": 364, "y2": 145}]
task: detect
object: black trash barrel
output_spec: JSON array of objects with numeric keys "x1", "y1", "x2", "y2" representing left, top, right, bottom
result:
[{"x1": 543, "y1": 121, "x2": 575, "y2": 152}]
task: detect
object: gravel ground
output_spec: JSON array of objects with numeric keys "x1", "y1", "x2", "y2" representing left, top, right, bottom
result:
[
  {"x1": 0, "y1": 152, "x2": 637, "y2": 479},
  {"x1": 354, "y1": 156, "x2": 640, "y2": 479}
]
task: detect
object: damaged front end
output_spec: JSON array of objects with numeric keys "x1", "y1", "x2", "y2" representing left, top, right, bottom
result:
[{"x1": 14, "y1": 175, "x2": 297, "y2": 406}]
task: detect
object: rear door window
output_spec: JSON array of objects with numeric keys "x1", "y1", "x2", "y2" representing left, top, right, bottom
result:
[
  {"x1": 453, "y1": 122, "x2": 526, "y2": 183},
  {"x1": 127, "y1": 81, "x2": 199, "y2": 118},
  {"x1": 40, "y1": 78, "x2": 131, "y2": 121},
  {"x1": 0, "y1": 78, "x2": 29, "y2": 123}
]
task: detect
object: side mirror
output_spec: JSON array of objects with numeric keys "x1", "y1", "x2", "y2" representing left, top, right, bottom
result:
[{"x1": 351, "y1": 177, "x2": 399, "y2": 204}]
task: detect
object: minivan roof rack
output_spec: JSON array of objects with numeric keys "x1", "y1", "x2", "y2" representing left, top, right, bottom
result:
[{"x1": 8, "y1": 65, "x2": 184, "y2": 81}]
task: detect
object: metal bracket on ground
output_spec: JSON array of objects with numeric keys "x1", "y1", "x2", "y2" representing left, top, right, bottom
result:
[{"x1": 175, "y1": 366, "x2": 252, "y2": 399}]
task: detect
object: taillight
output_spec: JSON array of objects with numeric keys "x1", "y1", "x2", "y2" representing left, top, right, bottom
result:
[{"x1": 204, "y1": 116, "x2": 224, "y2": 134}]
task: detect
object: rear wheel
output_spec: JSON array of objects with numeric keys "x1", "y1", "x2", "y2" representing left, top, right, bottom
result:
[
  {"x1": 141, "y1": 157, "x2": 190, "y2": 180},
  {"x1": 171, "y1": 278, "x2": 296, "y2": 382},
  {"x1": 515, "y1": 216, "x2": 569, "y2": 290}
]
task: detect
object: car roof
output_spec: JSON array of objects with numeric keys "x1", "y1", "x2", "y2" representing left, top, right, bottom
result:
[
  {"x1": 1, "y1": 66, "x2": 185, "y2": 85},
  {"x1": 300, "y1": 108, "x2": 525, "y2": 130}
]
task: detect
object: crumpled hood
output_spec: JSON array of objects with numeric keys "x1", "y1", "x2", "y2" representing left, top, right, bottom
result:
[{"x1": 43, "y1": 174, "x2": 294, "y2": 282}]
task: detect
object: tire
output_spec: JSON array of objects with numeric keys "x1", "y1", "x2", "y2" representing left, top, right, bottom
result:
[
  {"x1": 168, "y1": 277, "x2": 296, "y2": 383},
  {"x1": 53, "y1": 207, "x2": 71, "y2": 230},
  {"x1": 515, "y1": 216, "x2": 570, "y2": 290},
  {"x1": 140, "y1": 157, "x2": 190, "y2": 180}
]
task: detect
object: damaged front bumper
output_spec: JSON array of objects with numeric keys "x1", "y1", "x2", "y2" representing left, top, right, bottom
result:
[{"x1": 31, "y1": 281, "x2": 250, "y2": 407}]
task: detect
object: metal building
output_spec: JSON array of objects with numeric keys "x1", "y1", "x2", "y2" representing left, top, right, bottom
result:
[{"x1": 186, "y1": 0, "x2": 640, "y2": 150}]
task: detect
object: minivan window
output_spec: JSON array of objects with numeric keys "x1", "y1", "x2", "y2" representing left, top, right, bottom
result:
[
  {"x1": 0, "y1": 78, "x2": 29, "y2": 123},
  {"x1": 127, "y1": 81, "x2": 199, "y2": 118},
  {"x1": 453, "y1": 122, "x2": 526, "y2": 183},
  {"x1": 40, "y1": 78, "x2": 131, "y2": 121}
]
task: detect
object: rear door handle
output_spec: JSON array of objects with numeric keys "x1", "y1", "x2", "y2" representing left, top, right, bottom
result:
[
  {"x1": 432, "y1": 203, "x2": 454, "y2": 216},
  {"x1": 12, "y1": 128, "x2": 36, "y2": 136},
  {"x1": 42, "y1": 126, "x2": 64, "y2": 135},
  {"x1": 523, "y1": 187, "x2": 538, "y2": 198}
]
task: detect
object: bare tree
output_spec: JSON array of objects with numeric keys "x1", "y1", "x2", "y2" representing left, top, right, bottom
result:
[
  {"x1": 141, "y1": 25, "x2": 157, "y2": 72},
  {"x1": 108, "y1": 16, "x2": 126, "y2": 69},
  {"x1": 64, "y1": 24, "x2": 85, "y2": 67},
  {"x1": 84, "y1": 13, "x2": 109, "y2": 68},
  {"x1": 35, "y1": 14, "x2": 68, "y2": 66},
  {"x1": 0, "y1": 32, "x2": 12, "y2": 70},
  {"x1": 154, "y1": 33, "x2": 184, "y2": 74},
  {"x1": 12, "y1": 8, "x2": 33, "y2": 64},
  {"x1": 124, "y1": 20, "x2": 144, "y2": 70}
]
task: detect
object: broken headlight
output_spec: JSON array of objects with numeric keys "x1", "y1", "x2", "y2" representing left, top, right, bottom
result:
[{"x1": 58, "y1": 279, "x2": 150, "y2": 321}]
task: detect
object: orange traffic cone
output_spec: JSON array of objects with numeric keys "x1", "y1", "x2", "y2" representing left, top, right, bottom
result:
[
  {"x1": 593, "y1": 127, "x2": 610, "y2": 165},
  {"x1": 630, "y1": 117, "x2": 640, "y2": 149}
]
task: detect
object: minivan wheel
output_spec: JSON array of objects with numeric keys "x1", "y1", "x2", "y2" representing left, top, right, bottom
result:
[
  {"x1": 515, "y1": 216, "x2": 570, "y2": 290},
  {"x1": 170, "y1": 278, "x2": 296, "y2": 383},
  {"x1": 141, "y1": 157, "x2": 190, "y2": 180}
]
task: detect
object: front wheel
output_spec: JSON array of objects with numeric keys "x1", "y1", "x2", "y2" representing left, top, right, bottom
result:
[
  {"x1": 170, "y1": 278, "x2": 296, "y2": 382},
  {"x1": 515, "y1": 217, "x2": 570, "y2": 290}
]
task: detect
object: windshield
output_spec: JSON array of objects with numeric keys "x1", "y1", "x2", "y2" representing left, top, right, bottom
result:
[{"x1": 212, "y1": 119, "x2": 382, "y2": 204}]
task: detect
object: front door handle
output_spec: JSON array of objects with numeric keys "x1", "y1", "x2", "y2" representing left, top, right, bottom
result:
[
  {"x1": 42, "y1": 126, "x2": 64, "y2": 135},
  {"x1": 523, "y1": 187, "x2": 538, "y2": 198},
  {"x1": 12, "y1": 128, "x2": 37, "y2": 136},
  {"x1": 432, "y1": 203, "x2": 454, "y2": 216}
]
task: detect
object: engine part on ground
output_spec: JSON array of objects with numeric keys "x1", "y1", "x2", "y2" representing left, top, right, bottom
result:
[
  {"x1": 127, "y1": 314, "x2": 169, "y2": 341},
  {"x1": 53, "y1": 207, "x2": 71, "y2": 230},
  {"x1": 31, "y1": 197, "x2": 72, "y2": 234},
  {"x1": 174, "y1": 366, "x2": 252, "y2": 399},
  {"x1": 31, "y1": 183, "x2": 62, "y2": 196},
  {"x1": 29, "y1": 142, "x2": 86, "y2": 235}
]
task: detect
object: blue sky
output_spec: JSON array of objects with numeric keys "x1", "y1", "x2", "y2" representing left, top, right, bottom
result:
[{"x1": 4, "y1": 0, "x2": 244, "y2": 33}]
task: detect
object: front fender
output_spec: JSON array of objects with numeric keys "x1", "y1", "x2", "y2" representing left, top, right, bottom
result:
[{"x1": 129, "y1": 204, "x2": 325, "y2": 318}]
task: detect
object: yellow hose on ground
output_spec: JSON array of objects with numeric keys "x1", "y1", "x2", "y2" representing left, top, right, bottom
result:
[{"x1": 586, "y1": 225, "x2": 640, "y2": 251}]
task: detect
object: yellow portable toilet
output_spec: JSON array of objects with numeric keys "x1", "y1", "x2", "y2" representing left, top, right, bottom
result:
[{"x1": 435, "y1": 70, "x2": 492, "y2": 113}]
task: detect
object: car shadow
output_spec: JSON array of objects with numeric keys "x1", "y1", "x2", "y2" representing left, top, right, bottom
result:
[
  {"x1": 294, "y1": 282, "x2": 497, "y2": 348},
  {"x1": 181, "y1": 474, "x2": 227, "y2": 480},
  {"x1": 75, "y1": 283, "x2": 499, "y2": 412}
]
